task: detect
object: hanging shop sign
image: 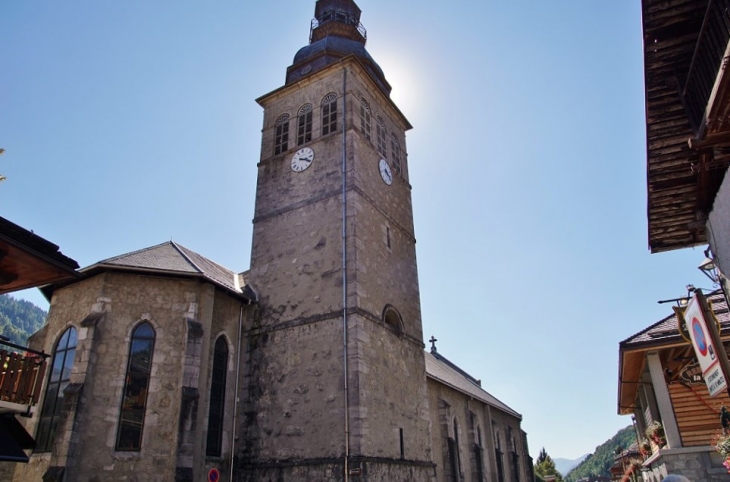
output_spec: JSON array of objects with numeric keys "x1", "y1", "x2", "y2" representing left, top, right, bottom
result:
[{"x1": 685, "y1": 293, "x2": 727, "y2": 397}]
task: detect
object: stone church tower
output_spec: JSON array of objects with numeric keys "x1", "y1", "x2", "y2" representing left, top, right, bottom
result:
[{"x1": 242, "y1": 0, "x2": 434, "y2": 479}]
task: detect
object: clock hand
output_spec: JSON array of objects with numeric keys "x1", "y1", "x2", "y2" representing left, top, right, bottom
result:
[{"x1": 299, "y1": 157, "x2": 311, "y2": 162}]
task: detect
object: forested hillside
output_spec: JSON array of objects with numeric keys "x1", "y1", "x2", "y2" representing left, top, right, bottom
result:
[
  {"x1": 0, "y1": 294, "x2": 47, "y2": 346},
  {"x1": 565, "y1": 425, "x2": 637, "y2": 481}
]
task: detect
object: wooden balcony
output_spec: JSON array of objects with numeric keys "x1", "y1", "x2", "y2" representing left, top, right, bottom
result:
[
  {"x1": 682, "y1": 0, "x2": 730, "y2": 135},
  {"x1": 0, "y1": 339, "x2": 48, "y2": 417},
  {"x1": 642, "y1": 0, "x2": 730, "y2": 252}
]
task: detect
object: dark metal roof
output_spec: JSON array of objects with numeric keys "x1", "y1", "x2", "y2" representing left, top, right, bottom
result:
[
  {"x1": 620, "y1": 290, "x2": 729, "y2": 349},
  {"x1": 287, "y1": 36, "x2": 391, "y2": 95},
  {"x1": 79, "y1": 241, "x2": 253, "y2": 301},
  {"x1": 425, "y1": 350, "x2": 522, "y2": 419}
]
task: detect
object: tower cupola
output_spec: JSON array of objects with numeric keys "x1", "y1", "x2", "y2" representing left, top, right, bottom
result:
[
  {"x1": 310, "y1": 0, "x2": 366, "y2": 44},
  {"x1": 285, "y1": 0, "x2": 392, "y2": 95}
]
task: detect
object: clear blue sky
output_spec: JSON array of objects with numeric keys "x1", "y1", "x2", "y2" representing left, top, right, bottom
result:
[{"x1": 1, "y1": 0, "x2": 714, "y2": 460}]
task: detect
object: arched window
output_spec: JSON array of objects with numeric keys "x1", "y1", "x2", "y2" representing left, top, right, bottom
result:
[
  {"x1": 495, "y1": 426, "x2": 505, "y2": 482},
  {"x1": 116, "y1": 322, "x2": 155, "y2": 451},
  {"x1": 297, "y1": 104, "x2": 313, "y2": 146},
  {"x1": 360, "y1": 98, "x2": 371, "y2": 142},
  {"x1": 321, "y1": 93, "x2": 338, "y2": 136},
  {"x1": 376, "y1": 117, "x2": 387, "y2": 157},
  {"x1": 36, "y1": 326, "x2": 77, "y2": 452},
  {"x1": 274, "y1": 114, "x2": 290, "y2": 155},
  {"x1": 206, "y1": 336, "x2": 229, "y2": 457},
  {"x1": 382, "y1": 305, "x2": 403, "y2": 335},
  {"x1": 390, "y1": 133, "x2": 401, "y2": 175},
  {"x1": 454, "y1": 418, "x2": 463, "y2": 476}
]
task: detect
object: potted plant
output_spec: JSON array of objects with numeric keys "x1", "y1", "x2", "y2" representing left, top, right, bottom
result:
[
  {"x1": 639, "y1": 439, "x2": 652, "y2": 457},
  {"x1": 645, "y1": 421, "x2": 666, "y2": 448},
  {"x1": 713, "y1": 432, "x2": 730, "y2": 473}
]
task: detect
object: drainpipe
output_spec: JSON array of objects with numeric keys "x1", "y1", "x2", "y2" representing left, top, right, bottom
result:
[
  {"x1": 229, "y1": 303, "x2": 245, "y2": 482},
  {"x1": 341, "y1": 65, "x2": 350, "y2": 482}
]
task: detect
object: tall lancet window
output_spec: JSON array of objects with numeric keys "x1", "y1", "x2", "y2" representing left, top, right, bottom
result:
[
  {"x1": 360, "y1": 98, "x2": 372, "y2": 142},
  {"x1": 391, "y1": 133, "x2": 401, "y2": 175},
  {"x1": 206, "y1": 336, "x2": 229, "y2": 457},
  {"x1": 376, "y1": 116, "x2": 387, "y2": 157},
  {"x1": 322, "y1": 93, "x2": 338, "y2": 136},
  {"x1": 36, "y1": 326, "x2": 77, "y2": 452},
  {"x1": 116, "y1": 322, "x2": 155, "y2": 451},
  {"x1": 274, "y1": 114, "x2": 290, "y2": 155},
  {"x1": 297, "y1": 104, "x2": 313, "y2": 146}
]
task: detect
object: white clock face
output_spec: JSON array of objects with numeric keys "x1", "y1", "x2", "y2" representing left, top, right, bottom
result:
[
  {"x1": 291, "y1": 147, "x2": 314, "y2": 172},
  {"x1": 379, "y1": 159, "x2": 393, "y2": 185}
]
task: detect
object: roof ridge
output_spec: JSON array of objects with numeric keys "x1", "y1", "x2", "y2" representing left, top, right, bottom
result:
[
  {"x1": 99, "y1": 241, "x2": 175, "y2": 265},
  {"x1": 424, "y1": 351, "x2": 521, "y2": 419},
  {"x1": 170, "y1": 241, "x2": 204, "y2": 275},
  {"x1": 620, "y1": 289, "x2": 727, "y2": 347}
]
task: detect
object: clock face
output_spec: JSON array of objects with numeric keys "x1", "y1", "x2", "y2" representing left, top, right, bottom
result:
[
  {"x1": 379, "y1": 159, "x2": 393, "y2": 185},
  {"x1": 291, "y1": 147, "x2": 314, "y2": 172}
]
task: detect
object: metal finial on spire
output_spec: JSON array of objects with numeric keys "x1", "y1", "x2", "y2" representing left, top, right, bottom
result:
[{"x1": 429, "y1": 336, "x2": 438, "y2": 353}]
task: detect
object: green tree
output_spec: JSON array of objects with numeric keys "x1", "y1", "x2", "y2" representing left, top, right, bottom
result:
[
  {"x1": 564, "y1": 426, "x2": 636, "y2": 481},
  {"x1": 535, "y1": 448, "x2": 564, "y2": 482},
  {"x1": 0, "y1": 294, "x2": 47, "y2": 345}
]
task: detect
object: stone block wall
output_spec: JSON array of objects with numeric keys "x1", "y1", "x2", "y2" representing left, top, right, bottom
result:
[
  {"x1": 427, "y1": 378, "x2": 528, "y2": 482},
  {"x1": 642, "y1": 447, "x2": 730, "y2": 482},
  {"x1": 9, "y1": 272, "x2": 248, "y2": 482}
]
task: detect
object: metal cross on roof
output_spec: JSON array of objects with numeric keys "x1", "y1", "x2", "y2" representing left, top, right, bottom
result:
[{"x1": 429, "y1": 336, "x2": 437, "y2": 352}]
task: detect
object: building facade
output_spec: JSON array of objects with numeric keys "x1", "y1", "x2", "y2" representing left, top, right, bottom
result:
[
  {"x1": 5, "y1": 1, "x2": 533, "y2": 480},
  {"x1": 618, "y1": 291, "x2": 730, "y2": 481}
]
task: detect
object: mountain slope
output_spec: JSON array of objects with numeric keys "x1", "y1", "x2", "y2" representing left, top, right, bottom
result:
[
  {"x1": 555, "y1": 455, "x2": 589, "y2": 476},
  {"x1": 565, "y1": 426, "x2": 636, "y2": 481},
  {"x1": 0, "y1": 294, "x2": 47, "y2": 346}
]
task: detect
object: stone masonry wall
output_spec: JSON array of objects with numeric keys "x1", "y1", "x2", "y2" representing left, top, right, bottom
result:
[{"x1": 11, "y1": 272, "x2": 245, "y2": 482}]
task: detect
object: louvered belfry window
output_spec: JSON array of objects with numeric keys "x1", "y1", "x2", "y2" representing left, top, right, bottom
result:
[{"x1": 322, "y1": 93, "x2": 338, "y2": 136}]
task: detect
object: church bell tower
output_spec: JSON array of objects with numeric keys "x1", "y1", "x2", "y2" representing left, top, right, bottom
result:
[{"x1": 242, "y1": 1, "x2": 434, "y2": 479}]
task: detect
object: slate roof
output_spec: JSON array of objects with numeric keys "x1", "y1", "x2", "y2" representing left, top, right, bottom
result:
[
  {"x1": 620, "y1": 290, "x2": 730, "y2": 349},
  {"x1": 85, "y1": 241, "x2": 252, "y2": 301},
  {"x1": 425, "y1": 350, "x2": 522, "y2": 420}
]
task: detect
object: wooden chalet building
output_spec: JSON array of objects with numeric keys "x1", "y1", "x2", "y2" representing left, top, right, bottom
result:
[
  {"x1": 639, "y1": 0, "x2": 730, "y2": 476},
  {"x1": 618, "y1": 290, "x2": 730, "y2": 481},
  {"x1": 644, "y1": 0, "x2": 730, "y2": 257},
  {"x1": 0, "y1": 216, "x2": 78, "y2": 465}
]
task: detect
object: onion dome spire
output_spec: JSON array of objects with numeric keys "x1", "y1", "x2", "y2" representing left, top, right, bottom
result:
[{"x1": 286, "y1": 0, "x2": 391, "y2": 96}]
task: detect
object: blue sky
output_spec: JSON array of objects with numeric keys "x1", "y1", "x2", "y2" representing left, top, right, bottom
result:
[{"x1": 1, "y1": 0, "x2": 715, "y2": 460}]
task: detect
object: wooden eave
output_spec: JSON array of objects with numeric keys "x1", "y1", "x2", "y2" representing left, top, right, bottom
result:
[
  {"x1": 618, "y1": 326, "x2": 730, "y2": 414},
  {"x1": 618, "y1": 339, "x2": 695, "y2": 415},
  {"x1": 643, "y1": 0, "x2": 730, "y2": 253},
  {"x1": 0, "y1": 217, "x2": 79, "y2": 294},
  {"x1": 643, "y1": 0, "x2": 710, "y2": 253}
]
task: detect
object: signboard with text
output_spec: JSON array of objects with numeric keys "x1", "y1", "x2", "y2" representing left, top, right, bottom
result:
[{"x1": 685, "y1": 294, "x2": 727, "y2": 397}]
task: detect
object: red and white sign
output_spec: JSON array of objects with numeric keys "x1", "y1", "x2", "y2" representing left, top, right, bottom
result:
[{"x1": 686, "y1": 294, "x2": 727, "y2": 397}]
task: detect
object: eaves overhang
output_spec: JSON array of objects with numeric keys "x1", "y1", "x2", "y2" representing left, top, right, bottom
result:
[
  {"x1": 0, "y1": 216, "x2": 80, "y2": 295},
  {"x1": 41, "y1": 263, "x2": 255, "y2": 304}
]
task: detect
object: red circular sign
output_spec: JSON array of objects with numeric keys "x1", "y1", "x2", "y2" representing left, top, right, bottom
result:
[
  {"x1": 208, "y1": 468, "x2": 220, "y2": 482},
  {"x1": 692, "y1": 317, "x2": 709, "y2": 356}
]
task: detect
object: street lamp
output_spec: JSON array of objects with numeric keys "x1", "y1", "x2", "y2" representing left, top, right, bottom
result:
[{"x1": 698, "y1": 250, "x2": 720, "y2": 284}]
